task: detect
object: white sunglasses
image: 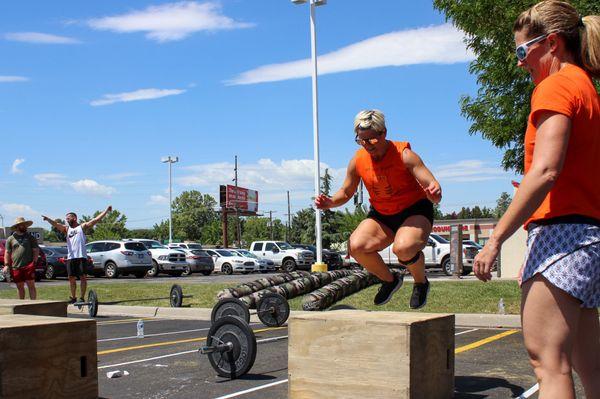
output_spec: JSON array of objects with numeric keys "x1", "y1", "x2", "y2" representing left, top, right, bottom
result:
[{"x1": 515, "y1": 34, "x2": 548, "y2": 61}]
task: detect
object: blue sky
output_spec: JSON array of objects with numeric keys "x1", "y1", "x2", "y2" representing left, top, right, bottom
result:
[{"x1": 0, "y1": 1, "x2": 519, "y2": 229}]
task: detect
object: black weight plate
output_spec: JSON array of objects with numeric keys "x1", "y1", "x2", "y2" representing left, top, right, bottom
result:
[
  {"x1": 206, "y1": 316, "x2": 256, "y2": 379},
  {"x1": 328, "y1": 304, "x2": 357, "y2": 311},
  {"x1": 170, "y1": 284, "x2": 183, "y2": 308},
  {"x1": 88, "y1": 290, "x2": 99, "y2": 318},
  {"x1": 211, "y1": 298, "x2": 250, "y2": 325},
  {"x1": 257, "y1": 293, "x2": 290, "y2": 327}
]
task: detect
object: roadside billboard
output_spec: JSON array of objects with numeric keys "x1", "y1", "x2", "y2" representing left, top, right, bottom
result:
[{"x1": 219, "y1": 185, "x2": 259, "y2": 213}]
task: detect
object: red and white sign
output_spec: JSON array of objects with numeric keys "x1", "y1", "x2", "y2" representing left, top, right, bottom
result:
[
  {"x1": 432, "y1": 224, "x2": 470, "y2": 233},
  {"x1": 225, "y1": 185, "x2": 259, "y2": 213}
]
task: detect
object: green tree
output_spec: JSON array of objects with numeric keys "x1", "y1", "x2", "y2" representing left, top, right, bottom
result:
[
  {"x1": 242, "y1": 217, "x2": 271, "y2": 243},
  {"x1": 495, "y1": 191, "x2": 512, "y2": 218},
  {"x1": 128, "y1": 229, "x2": 155, "y2": 239},
  {"x1": 433, "y1": 0, "x2": 600, "y2": 172},
  {"x1": 290, "y1": 208, "x2": 316, "y2": 245},
  {"x1": 152, "y1": 220, "x2": 170, "y2": 242},
  {"x1": 45, "y1": 218, "x2": 66, "y2": 242},
  {"x1": 81, "y1": 209, "x2": 128, "y2": 241},
  {"x1": 336, "y1": 205, "x2": 368, "y2": 241},
  {"x1": 171, "y1": 190, "x2": 219, "y2": 242}
]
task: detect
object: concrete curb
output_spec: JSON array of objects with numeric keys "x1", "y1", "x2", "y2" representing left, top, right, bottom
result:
[{"x1": 72, "y1": 304, "x2": 525, "y2": 328}]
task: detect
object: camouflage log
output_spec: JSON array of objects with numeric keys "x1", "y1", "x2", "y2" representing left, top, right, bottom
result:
[
  {"x1": 216, "y1": 271, "x2": 310, "y2": 300},
  {"x1": 239, "y1": 269, "x2": 356, "y2": 308},
  {"x1": 302, "y1": 270, "x2": 399, "y2": 311}
]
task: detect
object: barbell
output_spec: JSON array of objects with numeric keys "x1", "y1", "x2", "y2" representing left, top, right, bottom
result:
[
  {"x1": 72, "y1": 284, "x2": 189, "y2": 318},
  {"x1": 201, "y1": 301, "x2": 357, "y2": 379},
  {"x1": 211, "y1": 293, "x2": 290, "y2": 327}
]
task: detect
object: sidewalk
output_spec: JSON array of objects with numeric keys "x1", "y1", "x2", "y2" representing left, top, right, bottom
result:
[{"x1": 71, "y1": 304, "x2": 524, "y2": 329}]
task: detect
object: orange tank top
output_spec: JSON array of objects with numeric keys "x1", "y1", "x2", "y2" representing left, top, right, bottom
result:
[
  {"x1": 524, "y1": 64, "x2": 600, "y2": 228},
  {"x1": 355, "y1": 141, "x2": 427, "y2": 215}
]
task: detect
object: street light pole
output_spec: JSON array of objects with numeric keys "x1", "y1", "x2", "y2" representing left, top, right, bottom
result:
[
  {"x1": 161, "y1": 156, "x2": 179, "y2": 244},
  {"x1": 292, "y1": 0, "x2": 327, "y2": 272}
]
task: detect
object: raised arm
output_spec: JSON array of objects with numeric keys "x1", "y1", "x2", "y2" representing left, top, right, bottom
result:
[
  {"x1": 42, "y1": 215, "x2": 67, "y2": 234},
  {"x1": 315, "y1": 157, "x2": 361, "y2": 209},
  {"x1": 403, "y1": 148, "x2": 442, "y2": 203},
  {"x1": 81, "y1": 205, "x2": 113, "y2": 229}
]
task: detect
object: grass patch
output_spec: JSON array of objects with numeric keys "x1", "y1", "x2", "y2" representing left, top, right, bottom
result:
[{"x1": 0, "y1": 280, "x2": 522, "y2": 314}]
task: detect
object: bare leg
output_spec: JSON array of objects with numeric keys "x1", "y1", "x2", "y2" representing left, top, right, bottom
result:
[
  {"x1": 572, "y1": 307, "x2": 600, "y2": 398},
  {"x1": 25, "y1": 280, "x2": 36, "y2": 300},
  {"x1": 349, "y1": 218, "x2": 394, "y2": 282},
  {"x1": 15, "y1": 282, "x2": 25, "y2": 299},
  {"x1": 69, "y1": 276, "x2": 77, "y2": 298},
  {"x1": 521, "y1": 275, "x2": 580, "y2": 399},
  {"x1": 80, "y1": 275, "x2": 87, "y2": 299},
  {"x1": 392, "y1": 215, "x2": 431, "y2": 284}
]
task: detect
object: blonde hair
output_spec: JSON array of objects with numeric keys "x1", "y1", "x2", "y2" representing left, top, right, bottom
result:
[
  {"x1": 353, "y1": 109, "x2": 386, "y2": 133},
  {"x1": 514, "y1": 1, "x2": 600, "y2": 79}
]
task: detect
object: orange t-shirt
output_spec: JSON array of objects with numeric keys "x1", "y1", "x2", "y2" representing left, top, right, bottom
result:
[
  {"x1": 524, "y1": 64, "x2": 600, "y2": 228},
  {"x1": 355, "y1": 141, "x2": 427, "y2": 215}
]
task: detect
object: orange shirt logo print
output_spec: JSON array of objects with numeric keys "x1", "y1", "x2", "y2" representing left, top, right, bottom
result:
[{"x1": 372, "y1": 174, "x2": 394, "y2": 198}]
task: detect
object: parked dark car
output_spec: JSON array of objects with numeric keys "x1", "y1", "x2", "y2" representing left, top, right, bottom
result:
[
  {"x1": 0, "y1": 238, "x2": 47, "y2": 282},
  {"x1": 291, "y1": 244, "x2": 344, "y2": 270},
  {"x1": 180, "y1": 249, "x2": 215, "y2": 276},
  {"x1": 41, "y1": 246, "x2": 93, "y2": 279}
]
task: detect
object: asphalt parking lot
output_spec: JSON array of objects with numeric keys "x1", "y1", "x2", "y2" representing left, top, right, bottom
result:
[{"x1": 84, "y1": 314, "x2": 585, "y2": 399}]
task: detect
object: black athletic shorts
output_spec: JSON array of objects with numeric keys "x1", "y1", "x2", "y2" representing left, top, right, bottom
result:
[
  {"x1": 66, "y1": 258, "x2": 87, "y2": 278},
  {"x1": 367, "y1": 199, "x2": 434, "y2": 233}
]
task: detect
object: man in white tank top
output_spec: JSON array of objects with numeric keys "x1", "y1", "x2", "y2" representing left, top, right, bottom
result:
[{"x1": 43, "y1": 206, "x2": 112, "y2": 303}]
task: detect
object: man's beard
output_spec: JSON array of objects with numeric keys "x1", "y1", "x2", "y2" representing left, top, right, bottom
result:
[{"x1": 68, "y1": 220, "x2": 77, "y2": 227}]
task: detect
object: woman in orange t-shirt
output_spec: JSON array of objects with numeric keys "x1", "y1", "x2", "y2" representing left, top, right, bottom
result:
[
  {"x1": 473, "y1": 2, "x2": 600, "y2": 397},
  {"x1": 315, "y1": 109, "x2": 441, "y2": 309}
]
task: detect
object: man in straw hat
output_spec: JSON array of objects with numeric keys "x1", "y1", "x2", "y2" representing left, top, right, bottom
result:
[
  {"x1": 2, "y1": 217, "x2": 39, "y2": 299},
  {"x1": 42, "y1": 206, "x2": 112, "y2": 304}
]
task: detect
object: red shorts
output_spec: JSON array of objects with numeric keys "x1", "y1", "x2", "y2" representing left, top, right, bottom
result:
[{"x1": 10, "y1": 262, "x2": 36, "y2": 283}]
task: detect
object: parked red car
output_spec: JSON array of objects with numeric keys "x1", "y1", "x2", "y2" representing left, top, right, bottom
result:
[{"x1": 0, "y1": 238, "x2": 47, "y2": 282}]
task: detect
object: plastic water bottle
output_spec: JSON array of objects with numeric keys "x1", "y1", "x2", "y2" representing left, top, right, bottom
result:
[
  {"x1": 136, "y1": 319, "x2": 144, "y2": 338},
  {"x1": 498, "y1": 298, "x2": 506, "y2": 315}
]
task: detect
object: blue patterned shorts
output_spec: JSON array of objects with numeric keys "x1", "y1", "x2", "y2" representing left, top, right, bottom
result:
[{"x1": 522, "y1": 223, "x2": 600, "y2": 308}]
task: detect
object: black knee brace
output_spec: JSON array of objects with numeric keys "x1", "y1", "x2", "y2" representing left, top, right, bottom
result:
[{"x1": 398, "y1": 251, "x2": 423, "y2": 266}]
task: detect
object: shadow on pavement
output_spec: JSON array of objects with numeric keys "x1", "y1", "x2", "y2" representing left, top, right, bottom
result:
[{"x1": 454, "y1": 376, "x2": 525, "y2": 398}]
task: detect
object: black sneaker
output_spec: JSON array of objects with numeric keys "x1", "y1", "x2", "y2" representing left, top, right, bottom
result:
[
  {"x1": 68, "y1": 297, "x2": 77, "y2": 304},
  {"x1": 374, "y1": 274, "x2": 403, "y2": 306},
  {"x1": 79, "y1": 297, "x2": 85, "y2": 304},
  {"x1": 410, "y1": 279, "x2": 430, "y2": 309}
]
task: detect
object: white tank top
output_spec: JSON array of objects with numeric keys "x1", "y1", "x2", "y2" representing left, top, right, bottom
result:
[{"x1": 66, "y1": 225, "x2": 87, "y2": 259}]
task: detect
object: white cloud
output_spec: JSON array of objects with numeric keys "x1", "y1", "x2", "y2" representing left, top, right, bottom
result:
[
  {"x1": 71, "y1": 179, "x2": 116, "y2": 197},
  {"x1": 34, "y1": 174, "x2": 115, "y2": 197},
  {"x1": 90, "y1": 88, "x2": 186, "y2": 106},
  {"x1": 10, "y1": 158, "x2": 25, "y2": 174},
  {"x1": 0, "y1": 203, "x2": 40, "y2": 220},
  {"x1": 34, "y1": 173, "x2": 68, "y2": 186},
  {"x1": 148, "y1": 195, "x2": 169, "y2": 205},
  {"x1": 178, "y1": 158, "x2": 345, "y2": 207},
  {"x1": 434, "y1": 160, "x2": 509, "y2": 182},
  {"x1": 227, "y1": 23, "x2": 474, "y2": 85},
  {"x1": 0, "y1": 76, "x2": 29, "y2": 83},
  {"x1": 87, "y1": 1, "x2": 254, "y2": 43},
  {"x1": 4, "y1": 32, "x2": 81, "y2": 44}
]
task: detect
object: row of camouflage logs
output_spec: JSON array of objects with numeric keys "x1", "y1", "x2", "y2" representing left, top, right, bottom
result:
[{"x1": 215, "y1": 268, "x2": 405, "y2": 311}]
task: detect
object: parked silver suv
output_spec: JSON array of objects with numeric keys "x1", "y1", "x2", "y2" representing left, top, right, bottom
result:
[{"x1": 86, "y1": 240, "x2": 153, "y2": 279}]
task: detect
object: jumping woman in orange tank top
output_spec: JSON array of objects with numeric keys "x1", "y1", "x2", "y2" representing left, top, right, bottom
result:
[{"x1": 315, "y1": 109, "x2": 442, "y2": 309}]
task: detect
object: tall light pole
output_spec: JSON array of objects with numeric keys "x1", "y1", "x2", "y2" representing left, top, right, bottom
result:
[
  {"x1": 292, "y1": 0, "x2": 327, "y2": 272},
  {"x1": 161, "y1": 156, "x2": 179, "y2": 243},
  {"x1": 0, "y1": 213, "x2": 4, "y2": 237}
]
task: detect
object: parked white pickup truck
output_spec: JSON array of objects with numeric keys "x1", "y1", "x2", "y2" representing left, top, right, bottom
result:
[
  {"x1": 249, "y1": 241, "x2": 315, "y2": 272},
  {"x1": 358, "y1": 233, "x2": 479, "y2": 276}
]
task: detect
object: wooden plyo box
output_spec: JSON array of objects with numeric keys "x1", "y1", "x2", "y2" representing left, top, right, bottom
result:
[
  {"x1": 0, "y1": 299, "x2": 67, "y2": 317},
  {"x1": 0, "y1": 314, "x2": 98, "y2": 399},
  {"x1": 288, "y1": 311, "x2": 455, "y2": 399}
]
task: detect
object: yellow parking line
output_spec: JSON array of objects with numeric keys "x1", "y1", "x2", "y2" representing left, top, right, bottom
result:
[
  {"x1": 455, "y1": 329, "x2": 519, "y2": 354},
  {"x1": 98, "y1": 326, "x2": 287, "y2": 355}
]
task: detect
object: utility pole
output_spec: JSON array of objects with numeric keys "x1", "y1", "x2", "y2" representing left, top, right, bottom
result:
[
  {"x1": 287, "y1": 191, "x2": 291, "y2": 242},
  {"x1": 234, "y1": 155, "x2": 241, "y2": 248},
  {"x1": 268, "y1": 210, "x2": 278, "y2": 240},
  {"x1": 161, "y1": 156, "x2": 179, "y2": 243}
]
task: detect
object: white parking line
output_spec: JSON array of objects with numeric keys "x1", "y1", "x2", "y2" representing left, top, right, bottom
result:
[
  {"x1": 98, "y1": 335, "x2": 289, "y2": 370},
  {"x1": 213, "y1": 379, "x2": 288, "y2": 399},
  {"x1": 455, "y1": 328, "x2": 479, "y2": 336},
  {"x1": 517, "y1": 383, "x2": 539, "y2": 398}
]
